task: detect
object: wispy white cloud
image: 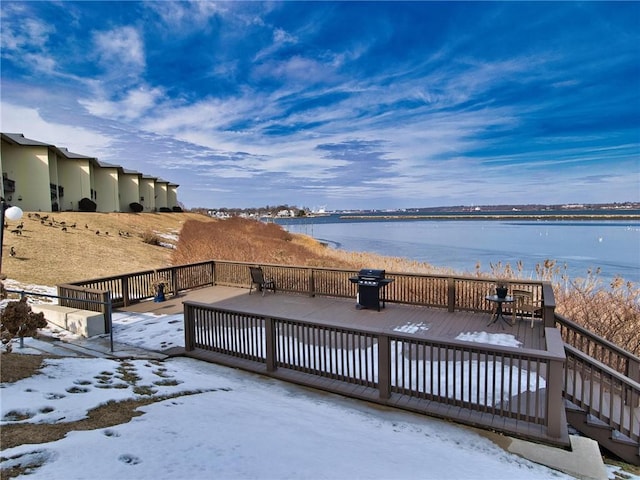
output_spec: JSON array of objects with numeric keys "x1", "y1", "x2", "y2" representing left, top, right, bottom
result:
[
  {"x1": 0, "y1": 6, "x2": 53, "y2": 51},
  {"x1": 146, "y1": 0, "x2": 225, "y2": 30},
  {"x1": 80, "y1": 86, "x2": 164, "y2": 121},
  {"x1": 0, "y1": 103, "x2": 112, "y2": 155},
  {"x1": 93, "y1": 26, "x2": 145, "y2": 73}
]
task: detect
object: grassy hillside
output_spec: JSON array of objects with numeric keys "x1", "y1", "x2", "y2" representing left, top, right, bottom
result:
[{"x1": 1, "y1": 211, "x2": 217, "y2": 286}]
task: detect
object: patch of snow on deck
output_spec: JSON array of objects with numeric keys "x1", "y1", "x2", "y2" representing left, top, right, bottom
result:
[
  {"x1": 393, "y1": 322, "x2": 430, "y2": 334},
  {"x1": 455, "y1": 331, "x2": 522, "y2": 348}
]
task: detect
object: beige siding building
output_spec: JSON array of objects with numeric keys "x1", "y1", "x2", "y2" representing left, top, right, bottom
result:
[
  {"x1": 56, "y1": 148, "x2": 94, "y2": 211},
  {"x1": 118, "y1": 168, "x2": 142, "y2": 212},
  {"x1": 167, "y1": 182, "x2": 178, "y2": 208},
  {"x1": 140, "y1": 175, "x2": 156, "y2": 212},
  {"x1": 1, "y1": 133, "x2": 180, "y2": 212},
  {"x1": 155, "y1": 178, "x2": 169, "y2": 210},
  {"x1": 1, "y1": 134, "x2": 52, "y2": 211},
  {"x1": 92, "y1": 161, "x2": 120, "y2": 212}
]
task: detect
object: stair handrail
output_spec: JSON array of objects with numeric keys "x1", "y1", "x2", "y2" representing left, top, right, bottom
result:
[
  {"x1": 563, "y1": 343, "x2": 640, "y2": 443},
  {"x1": 555, "y1": 312, "x2": 640, "y2": 383}
]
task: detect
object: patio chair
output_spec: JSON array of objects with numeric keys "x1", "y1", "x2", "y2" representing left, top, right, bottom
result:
[
  {"x1": 249, "y1": 266, "x2": 276, "y2": 296},
  {"x1": 512, "y1": 289, "x2": 543, "y2": 328}
]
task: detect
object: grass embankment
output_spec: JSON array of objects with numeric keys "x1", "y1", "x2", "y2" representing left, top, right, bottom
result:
[
  {"x1": 171, "y1": 216, "x2": 458, "y2": 274},
  {"x1": 2, "y1": 211, "x2": 217, "y2": 286}
]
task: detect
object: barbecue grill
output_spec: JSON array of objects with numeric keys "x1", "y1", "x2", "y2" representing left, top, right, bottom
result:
[{"x1": 349, "y1": 269, "x2": 394, "y2": 311}]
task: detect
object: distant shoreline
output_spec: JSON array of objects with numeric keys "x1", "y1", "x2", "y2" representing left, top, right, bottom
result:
[{"x1": 339, "y1": 214, "x2": 640, "y2": 221}]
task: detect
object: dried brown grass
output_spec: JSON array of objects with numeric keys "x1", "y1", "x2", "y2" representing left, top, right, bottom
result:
[
  {"x1": 2, "y1": 211, "x2": 216, "y2": 285},
  {"x1": 171, "y1": 217, "x2": 454, "y2": 274},
  {"x1": 556, "y1": 274, "x2": 640, "y2": 356}
]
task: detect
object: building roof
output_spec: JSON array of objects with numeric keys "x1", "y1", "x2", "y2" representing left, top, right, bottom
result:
[
  {"x1": 97, "y1": 160, "x2": 121, "y2": 169},
  {"x1": 2, "y1": 132, "x2": 179, "y2": 191},
  {"x1": 56, "y1": 147, "x2": 96, "y2": 160},
  {"x1": 1, "y1": 132, "x2": 52, "y2": 147}
]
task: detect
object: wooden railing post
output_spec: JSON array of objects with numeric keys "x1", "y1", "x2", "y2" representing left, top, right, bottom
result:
[
  {"x1": 542, "y1": 282, "x2": 556, "y2": 328},
  {"x1": 122, "y1": 275, "x2": 130, "y2": 307},
  {"x1": 170, "y1": 266, "x2": 178, "y2": 296},
  {"x1": 308, "y1": 268, "x2": 315, "y2": 297},
  {"x1": 211, "y1": 261, "x2": 216, "y2": 286},
  {"x1": 378, "y1": 334, "x2": 391, "y2": 399},
  {"x1": 184, "y1": 304, "x2": 195, "y2": 352},
  {"x1": 447, "y1": 277, "x2": 455, "y2": 312},
  {"x1": 265, "y1": 316, "x2": 277, "y2": 372},
  {"x1": 626, "y1": 358, "x2": 640, "y2": 407},
  {"x1": 544, "y1": 328, "x2": 566, "y2": 438}
]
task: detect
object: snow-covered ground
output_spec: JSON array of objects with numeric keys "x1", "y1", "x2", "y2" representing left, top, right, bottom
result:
[{"x1": 1, "y1": 280, "x2": 637, "y2": 480}]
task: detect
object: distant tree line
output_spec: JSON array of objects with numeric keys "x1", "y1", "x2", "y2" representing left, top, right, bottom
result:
[{"x1": 188, "y1": 205, "x2": 309, "y2": 218}]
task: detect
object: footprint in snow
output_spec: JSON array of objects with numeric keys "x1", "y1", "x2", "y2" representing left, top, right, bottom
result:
[
  {"x1": 45, "y1": 393, "x2": 66, "y2": 400},
  {"x1": 118, "y1": 454, "x2": 141, "y2": 465}
]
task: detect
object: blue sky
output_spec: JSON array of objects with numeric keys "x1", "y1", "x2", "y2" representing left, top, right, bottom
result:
[{"x1": 1, "y1": 1, "x2": 639, "y2": 210}]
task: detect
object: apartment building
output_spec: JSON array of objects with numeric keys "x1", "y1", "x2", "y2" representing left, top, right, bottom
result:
[{"x1": 0, "y1": 133, "x2": 179, "y2": 212}]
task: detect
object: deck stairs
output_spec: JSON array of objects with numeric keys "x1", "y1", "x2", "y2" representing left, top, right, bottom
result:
[
  {"x1": 564, "y1": 400, "x2": 639, "y2": 465},
  {"x1": 560, "y1": 330, "x2": 640, "y2": 466}
]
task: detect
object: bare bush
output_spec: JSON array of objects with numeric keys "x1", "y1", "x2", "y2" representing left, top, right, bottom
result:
[
  {"x1": 555, "y1": 271, "x2": 640, "y2": 355},
  {"x1": 140, "y1": 230, "x2": 161, "y2": 246}
]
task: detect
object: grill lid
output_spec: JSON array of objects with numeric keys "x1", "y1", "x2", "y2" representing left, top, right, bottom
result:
[{"x1": 358, "y1": 269, "x2": 385, "y2": 279}]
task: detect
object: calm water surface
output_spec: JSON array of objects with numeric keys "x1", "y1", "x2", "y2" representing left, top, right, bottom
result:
[{"x1": 275, "y1": 216, "x2": 640, "y2": 284}]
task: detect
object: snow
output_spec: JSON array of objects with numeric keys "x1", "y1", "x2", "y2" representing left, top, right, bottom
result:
[
  {"x1": 455, "y1": 331, "x2": 523, "y2": 348},
  {"x1": 0, "y1": 282, "x2": 636, "y2": 479}
]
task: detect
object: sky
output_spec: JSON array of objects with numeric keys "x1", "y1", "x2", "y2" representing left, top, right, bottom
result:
[
  {"x1": 1, "y1": 1, "x2": 639, "y2": 211},
  {"x1": 0, "y1": 279, "x2": 603, "y2": 479}
]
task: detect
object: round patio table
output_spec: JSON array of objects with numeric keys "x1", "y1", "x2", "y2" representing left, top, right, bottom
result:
[{"x1": 485, "y1": 295, "x2": 514, "y2": 329}]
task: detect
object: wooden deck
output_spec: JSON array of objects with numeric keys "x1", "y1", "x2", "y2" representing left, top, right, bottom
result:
[
  {"x1": 117, "y1": 285, "x2": 572, "y2": 448},
  {"x1": 118, "y1": 285, "x2": 548, "y2": 351}
]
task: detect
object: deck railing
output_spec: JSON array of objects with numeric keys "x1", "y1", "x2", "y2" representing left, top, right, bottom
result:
[
  {"x1": 555, "y1": 313, "x2": 640, "y2": 382},
  {"x1": 59, "y1": 259, "x2": 549, "y2": 318},
  {"x1": 183, "y1": 301, "x2": 567, "y2": 444}
]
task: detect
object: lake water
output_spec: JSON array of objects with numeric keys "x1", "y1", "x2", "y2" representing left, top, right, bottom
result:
[{"x1": 273, "y1": 214, "x2": 640, "y2": 285}]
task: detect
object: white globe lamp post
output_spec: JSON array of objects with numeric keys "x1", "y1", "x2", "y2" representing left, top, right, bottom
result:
[
  {"x1": 0, "y1": 204, "x2": 23, "y2": 276},
  {"x1": 5, "y1": 206, "x2": 23, "y2": 221}
]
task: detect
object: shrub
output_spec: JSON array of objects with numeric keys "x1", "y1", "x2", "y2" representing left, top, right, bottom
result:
[
  {"x1": 555, "y1": 272, "x2": 640, "y2": 356},
  {"x1": 172, "y1": 206, "x2": 183, "y2": 212},
  {"x1": 158, "y1": 207, "x2": 171, "y2": 213},
  {"x1": 140, "y1": 230, "x2": 161, "y2": 246},
  {"x1": 129, "y1": 202, "x2": 144, "y2": 213},
  {"x1": 1, "y1": 297, "x2": 47, "y2": 353},
  {"x1": 78, "y1": 197, "x2": 97, "y2": 212}
]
